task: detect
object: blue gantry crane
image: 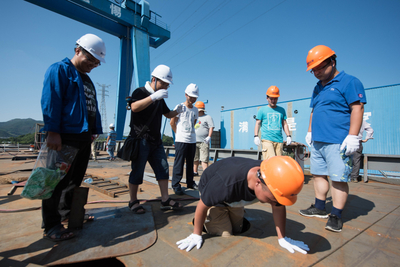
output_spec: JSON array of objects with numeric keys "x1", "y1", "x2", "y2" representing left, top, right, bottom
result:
[{"x1": 24, "y1": 0, "x2": 170, "y2": 139}]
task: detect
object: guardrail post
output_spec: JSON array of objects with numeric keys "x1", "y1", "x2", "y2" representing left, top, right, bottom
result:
[{"x1": 363, "y1": 155, "x2": 368, "y2": 183}]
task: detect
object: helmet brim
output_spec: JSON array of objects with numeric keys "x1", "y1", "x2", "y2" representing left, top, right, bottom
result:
[
  {"x1": 159, "y1": 77, "x2": 173, "y2": 85},
  {"x1": 268, "y1": 185, "x2": 297, "y2": 206}
]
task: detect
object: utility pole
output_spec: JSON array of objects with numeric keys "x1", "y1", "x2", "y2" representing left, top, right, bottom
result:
[{"x1": 97, "y1": 83, "x2": 110, "y2": 133}]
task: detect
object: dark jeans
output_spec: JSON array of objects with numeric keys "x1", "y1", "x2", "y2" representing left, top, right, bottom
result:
[
  {"x1": 172, "y1": 142, "x2": 196, "y2": 190},
  {"x1": 350, "y1": 142, "x2": 363, "y2": 179},
  {"x1": 41, "y1": 137, "x2": 91, "y2": 232},
  {"x1": 129, "y1": 138, "x2": 169, "y2": 185}
]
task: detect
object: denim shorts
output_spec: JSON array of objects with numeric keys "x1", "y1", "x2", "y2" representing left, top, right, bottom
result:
[
  {"x1": 310, "y1": 141, "x2": 352, "y2": 182},
  {"x1": 129, "y1": 138, "x2": 169, "y2": 185}
]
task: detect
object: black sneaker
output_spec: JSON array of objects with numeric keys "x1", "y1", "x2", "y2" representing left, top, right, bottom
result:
[
  {"x1": 299, "y1": 204, "x2": 329, "y2": 218},
  {"x1": 193, "y1": 172, "x2": 199, "y2": 176},
  {"x1": 173, "y1": 188, "x2": 184, "y2": 195},
  {"x1": 325, "y1": 214, "x2": 343, "y2": 232}
]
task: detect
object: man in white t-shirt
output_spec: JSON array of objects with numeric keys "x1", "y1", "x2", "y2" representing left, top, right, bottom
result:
[{"x1": 170, "y1": 83, "x2": 199, "y2": 195}]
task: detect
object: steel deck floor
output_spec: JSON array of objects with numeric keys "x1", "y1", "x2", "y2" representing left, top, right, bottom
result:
[{"x1": 0, "y1": 151, "x2": 399, "y2": 266}]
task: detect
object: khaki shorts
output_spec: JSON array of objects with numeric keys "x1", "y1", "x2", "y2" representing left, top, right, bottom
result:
[
  {"x1": 204, "y1": 206, "x2": 244, "y2": 237},
  {"x1": 261, "y1": 140, "x2": 282, "y2": 160},
  {"x1": 194, "y1": 142, "x2": 209, "y2": 162}
]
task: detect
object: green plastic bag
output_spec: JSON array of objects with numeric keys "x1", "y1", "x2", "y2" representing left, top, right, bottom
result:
[{"x1": 21, "y1": 143, "x2": 78, "y2": 200}]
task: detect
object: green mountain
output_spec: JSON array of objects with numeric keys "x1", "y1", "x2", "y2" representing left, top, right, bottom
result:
[{"x1": 0, "y1": 118, "x2": 43, "y2": 137}]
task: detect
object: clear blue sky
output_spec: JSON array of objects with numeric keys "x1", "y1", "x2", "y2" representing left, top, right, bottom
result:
[{"x1": 1, "y1": 0, "x2": 399, "y2": 136}]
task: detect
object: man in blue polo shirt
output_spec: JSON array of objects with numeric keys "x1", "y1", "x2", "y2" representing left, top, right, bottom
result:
[{"x1": 299, "y1": 45, "x2": 366, "y2": 232}]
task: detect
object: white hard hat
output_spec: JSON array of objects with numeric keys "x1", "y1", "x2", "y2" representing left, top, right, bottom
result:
[
  {"x1": 76, "y1": 34, "x2": 106, "y2": 63},
  {"x1": 109, "y1": 123, "x2": 115, "y2": 128},
  {"x1": 151, "y1": 65, "x2": 173, "y2": 84},
  {"x1": 185, "y1": 83, "x2": 199, "y2": 98}
]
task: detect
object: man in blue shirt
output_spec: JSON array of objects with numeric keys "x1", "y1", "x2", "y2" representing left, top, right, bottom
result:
[
  {"x1": 299, "y1": 45, "x2": 366, "y2": 232},
  {"x1": 254, "y1": 86, "x2": 292, "y2": 160},
  {"x1": 107, "y1": 123, "x2": 117, "y2": 160},
  {"x1": 41, "y1": 34, "x2": 105, "y2": 241}
]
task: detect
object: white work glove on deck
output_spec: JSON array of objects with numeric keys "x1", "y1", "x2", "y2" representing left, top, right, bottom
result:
[
  {"x1": 254, "y1": 136, "x2": 261, "y2": 146},
  {"x1": 150, "y1": 89, "x2": 168, "y2": 102},
  {"x1": 305, "y1": 132, "x2": 312, "y2": 147},
  {"x1": 176, "y1": 233, "x2": 203, "y2": 252},
  {"x1": 203, "y1": 136, "x2": 211, "y2": 144},
  {"x1": 340, "y1": 135, "x2": 360, "y2": 156},
  {"x1": 286, "y1": 136, "x2": 292, "y2": 146},
  {"x1": 174, "y1": 103, "x2": 184, "y2": 114},
  {"x1": 278, "y1": 237, "x2": 309, "y2": 254}
]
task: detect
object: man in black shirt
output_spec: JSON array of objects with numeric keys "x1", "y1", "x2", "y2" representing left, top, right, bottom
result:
[
  {"x1": 176, "y1": 156, "x2": 310, "y2": 254},
  {"x1": 127, "y1": 65, "x2": 184, "y2": 213}
]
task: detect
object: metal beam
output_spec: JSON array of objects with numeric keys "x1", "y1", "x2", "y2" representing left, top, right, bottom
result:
[
  {"x1": 115, "y1": 34, "x2": 133, "y2": 140},
  {"x1": 24, "y1": 0, "x2": 171, "y2": 139},
  {"x1": 24, "y1": 0, "x2": 127, "y2": 37}
]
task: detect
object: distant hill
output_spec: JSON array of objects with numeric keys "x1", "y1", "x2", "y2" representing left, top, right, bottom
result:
[{"x1": 0, "y1": 118, "x2": 43, "y2": 137}]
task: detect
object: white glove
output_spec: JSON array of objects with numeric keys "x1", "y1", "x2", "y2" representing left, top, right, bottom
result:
[
  {"x1": 278, "y1": 237, "x2": 310, "y2": 254},
  {"x1": 254, "y1": 136, "x2": 261, "y2": 146},
  {"x1": 286, "y1": 136, "x2": 292, "y2": 146},
  {"x1": 174, "y1": 103, "x2": 184, "y2": 114},
  {"x1": 340, "y1": 135, "x2": 360, "y2": 156},
  {"x1": 150, "y1": 89, "x2": 168, "y2": 102},
  {"x1": 305, "y1": 132, "x2": 312, "y2": 147},
  {"x1": 176, "y1": 233, "x2": 203, "y2": 252},
  {"x1": 203, "y1": 136, "x2": 211, "y2": 144}
]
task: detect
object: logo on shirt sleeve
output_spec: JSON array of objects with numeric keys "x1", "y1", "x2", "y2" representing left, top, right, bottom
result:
[{"x1": 358, "y1": 94, "x2": 363, "y2": 98}]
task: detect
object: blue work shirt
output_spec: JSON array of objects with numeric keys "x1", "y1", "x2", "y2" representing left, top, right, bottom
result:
[{"x1": 41, "y1": 58, "x2": 102, "y2": 135}]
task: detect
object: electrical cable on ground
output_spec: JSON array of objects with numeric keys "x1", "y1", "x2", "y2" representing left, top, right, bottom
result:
[{"x1": 0, "y1": 196, "x2": 200, "y2": 213}]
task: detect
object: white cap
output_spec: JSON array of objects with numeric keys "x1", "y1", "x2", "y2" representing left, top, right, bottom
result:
[
  {"x1": 109, "y1": 123, "x2": 115, "y2": 128},
  {"x1": 185, "y1": 83, "x2": 199, "y2": 98}
]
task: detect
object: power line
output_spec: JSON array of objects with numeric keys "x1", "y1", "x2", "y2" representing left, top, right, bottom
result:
[
  {"x1": 152, "y1": 0, "x2": 230, "y2": 62},
  {"x1": 162, "y1": 0, "x2": 256, "y2": 63},
  {"x1": 151, "y1": 0, "x2": 213, "y2": 60},
  {"x1": 169, "y1": 0, "x2": 196, "y2": 27},
  {"x1": 171, "y1": 0, "x2": 210, "y2": 34},
  {"x1": 172, "y1": 0, "x2": 289, "y2": 69}
]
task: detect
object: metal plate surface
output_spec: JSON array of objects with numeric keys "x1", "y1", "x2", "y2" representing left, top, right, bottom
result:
[{"x1": 40, "y1": 205, "x2": 156, "y2": 266}]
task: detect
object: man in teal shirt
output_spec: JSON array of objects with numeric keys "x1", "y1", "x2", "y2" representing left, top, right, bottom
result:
[{"x1": 254, "y1": 86, "x2": 291, "y2": 160}]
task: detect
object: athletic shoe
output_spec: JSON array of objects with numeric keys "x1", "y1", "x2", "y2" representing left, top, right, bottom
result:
[
  {"x1": 173, "y1": 188, "x2": 184, "y2": 195},
  {"x1": 187, "y1": 183, "x2": 199, "y2": 190},
  {"x1": 193, "y1": 172, "x2": 199, "y2": 176},
  {"x1": 299, "y1": 204, "x2": 329, "y2": 218},
  {"x1": 325, "y1": 214, "x2": 343, "y2": 232}
]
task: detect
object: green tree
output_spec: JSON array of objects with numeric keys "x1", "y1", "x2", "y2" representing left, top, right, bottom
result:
[
  {"x1": 5, "y1": 133, "x2": 35, "y2": 144},
  {"x1": 162, "y1": 134, "x2": 174, "y2": 146}
]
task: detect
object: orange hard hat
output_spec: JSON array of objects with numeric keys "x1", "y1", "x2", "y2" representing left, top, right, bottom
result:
[
  {"x1": 306, "y1": 45, "x2": 335, "y2": 71},
  {"x1": 266, "y1": 86, "x2": 280, "y2": 97},
  {"x1": 195, "y1": 101, "x2": 205, "y2": 109},
  {"x1": 260, "y1": 156, "x2": 304, "y2": 206}
]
